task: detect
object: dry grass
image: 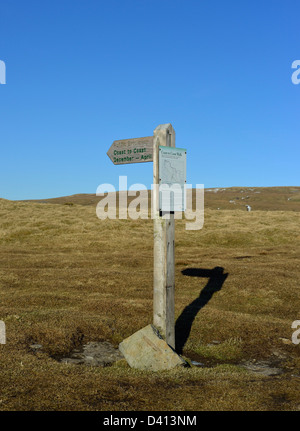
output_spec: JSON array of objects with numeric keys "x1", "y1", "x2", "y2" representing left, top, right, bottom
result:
[
  {"x1": 0, "y1": 189, "x2": 300, "y2": 411},
  {"x1": 22, "y1": 186, "x2": 300, "y2": 212}
]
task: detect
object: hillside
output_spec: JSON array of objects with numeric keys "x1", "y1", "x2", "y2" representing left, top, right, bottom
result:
[
  {"x1": 19, "y1": 186, "x2": 300, "y2": 212},
  {"x1": 0, "y1": 190, "x2": 300, "y2": 410}
]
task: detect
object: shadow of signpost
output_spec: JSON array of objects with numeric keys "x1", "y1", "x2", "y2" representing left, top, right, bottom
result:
[{"x1": 175, "y1": 267, "x2": 228, "y2": 354}]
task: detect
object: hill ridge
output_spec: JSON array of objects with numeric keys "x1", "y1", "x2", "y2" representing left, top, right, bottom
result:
[{"x1": 10, "y1": 186, "x2": 300, "y2": 212}]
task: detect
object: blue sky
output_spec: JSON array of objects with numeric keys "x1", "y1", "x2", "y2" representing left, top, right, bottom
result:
[{"x1": 0, "y1": 0, "x2": 299, "y2": 200}]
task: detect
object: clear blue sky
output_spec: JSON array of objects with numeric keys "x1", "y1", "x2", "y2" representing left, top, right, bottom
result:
[{"x1": 0, "y1": 0, "x2": 299, "y2": 200}]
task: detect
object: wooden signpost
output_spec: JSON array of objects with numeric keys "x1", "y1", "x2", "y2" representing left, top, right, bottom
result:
[
  {"x1": 107, "y1": 124, "x2": 184, "y2": 350},
  {"x1": 152, "y1": 124, "x2": 177, "y2": 348}
]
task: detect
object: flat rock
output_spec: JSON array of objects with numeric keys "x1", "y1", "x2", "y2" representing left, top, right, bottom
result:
[
  {"x1": 190, "y1": 360, "x2": 205, "y2": 367},
  {"x1": 119, "y1": 324, "x2": 187, "y2": 371},
  {"x1": 29, "y1": 343, "x2": 43, "y2": 350},
  {"x1": 279, "y1": 337, "x2": 293, "y2": 345},
  {"x1": 241, "y1": 360, "x2": 283, "y2": 376},
  {"x1": 60, "y1": 341, "x2": 123, "y2": 366}
]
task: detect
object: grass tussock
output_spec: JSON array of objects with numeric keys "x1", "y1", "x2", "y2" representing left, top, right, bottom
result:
[{"x1": 193, "y1": 338, "x2": 244, "y2": 363}]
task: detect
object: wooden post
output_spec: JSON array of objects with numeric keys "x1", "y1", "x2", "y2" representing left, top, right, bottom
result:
[{"x1": 153, "y1": 124, "x2": 175, "y2": 349}]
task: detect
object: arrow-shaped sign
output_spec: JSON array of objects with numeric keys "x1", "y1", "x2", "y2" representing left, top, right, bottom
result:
[{"x1": 107, "y1": 136, "x2": 153, "y2": 165}]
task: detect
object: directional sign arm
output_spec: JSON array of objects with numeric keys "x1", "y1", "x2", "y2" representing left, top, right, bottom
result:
[{"x1": 107, "y1": 136, "x2": 154, "y2": 165}]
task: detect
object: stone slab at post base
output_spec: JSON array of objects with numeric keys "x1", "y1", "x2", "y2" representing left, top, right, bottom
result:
[{"x1": 119, "y1": 324, "x2": 188, "y2": 371}]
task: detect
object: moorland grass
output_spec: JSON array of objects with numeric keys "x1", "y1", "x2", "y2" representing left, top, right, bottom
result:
[{"x1": 0, "y1": 192, "x2": 300, "y2": 411}]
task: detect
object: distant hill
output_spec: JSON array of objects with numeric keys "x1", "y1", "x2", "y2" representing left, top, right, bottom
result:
[{"x1": 18, "y1": 186, "x2": 300, "y2": 212}]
